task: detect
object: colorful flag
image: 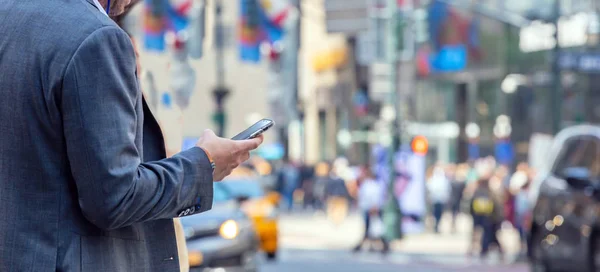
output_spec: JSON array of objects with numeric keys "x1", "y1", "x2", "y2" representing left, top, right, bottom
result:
[
  {"x1": 239, "y1": 0, "x2": 263, "y2": 62},
  {"x1": 238, "y1": 0, "x2": 293, "y2": 62},
  {"x1": 143, "y1": 0, "x2": 193, "y2": 52}
]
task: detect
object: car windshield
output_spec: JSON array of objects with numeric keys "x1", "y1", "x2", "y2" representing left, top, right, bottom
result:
[{"x1": 213, "y1": 180, "x2": 265, "y2": 203}]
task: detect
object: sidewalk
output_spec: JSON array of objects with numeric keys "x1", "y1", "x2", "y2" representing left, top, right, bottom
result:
[
  {"x1": 279, "y1": 211, "x2": 522, "y2": 257},
  {"x1": 395, "y1": 213, "x2": 521, "y2": 256}
]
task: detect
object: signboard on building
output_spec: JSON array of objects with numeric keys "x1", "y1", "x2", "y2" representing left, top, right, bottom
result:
[
  {"x1": 559, "y1": 52, "x2": 600, "y2": 73},
  {"x1": 324, "y1": 0, "x2": 369, "y2": 34},
  {"x1": 519, "y1": 12, "x2": 590, "y2": 53}
]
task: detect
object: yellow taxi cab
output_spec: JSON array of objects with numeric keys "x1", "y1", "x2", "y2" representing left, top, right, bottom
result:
[{"x1": 224, "y1": 166, "x2": 280, "y2": 260}]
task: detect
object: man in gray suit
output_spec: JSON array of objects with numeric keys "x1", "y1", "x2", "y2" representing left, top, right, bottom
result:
[{"x1": 0, "y1": 0, "x2": 263, "y2": 271}]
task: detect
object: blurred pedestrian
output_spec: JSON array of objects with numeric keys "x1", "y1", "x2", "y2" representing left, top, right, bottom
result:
[
  {"x1": 511, "y1": 163, "x2": 533, "y2": 255},
  {"x1": 312, "y1": 161, "x2": 330, "y2": 212},
  {"x1": 494, "y1": 166, "x2": 514, "y2": 227},
  {"x1": 471, "y1": 173, "x2": 505, "y2": 260},
  {"x1": 465, "y1": 161, "x2": 480, "y2": 189},
  {"x1": 509, "y1": 162, "x2": 530, "y2": 194},
  {"x1": 352, "y1": 166, "x2": 389, "y2": 254},
  {"x1": 276, "y1": 159, "x2": 300, "y2": 212},
  {"x1": 449, "y1": 164, "x2": 467, "y2": 233},
  {"x1": 514, "y1": 180, "x2": 531, "y2": 255},
  {"x1": 466, "y1": 163, "x2": 486, "y2": 256},
  {"x1": 300, "y1": 163, "x2": 316, "y2": 210},
  {"x1": 427, "y1": 165, "x2": 451, "y2": 233},
  {"x1": 325, "y1": 163, "x2": 351, "y2": 225}
]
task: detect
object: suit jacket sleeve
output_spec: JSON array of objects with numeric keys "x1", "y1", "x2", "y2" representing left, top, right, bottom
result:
[{"x1": 61, "y1": 26, "x2": 213, "y2": 230}]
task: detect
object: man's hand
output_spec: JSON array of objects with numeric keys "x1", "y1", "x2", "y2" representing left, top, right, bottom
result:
[{"x1": 196, "y1": 129, "x2": 263, "y2": 181}]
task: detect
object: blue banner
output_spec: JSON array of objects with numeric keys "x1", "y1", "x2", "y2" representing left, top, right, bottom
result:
[
  {"x1": 430, "y1": 45, "x2": 467, "y2": 72},
  {"x1": 495, "y1": 140, "x2": 514, "y2": 165},
  {"x1": 468, "y1": 143, "x2": 480, "y2": 161}
]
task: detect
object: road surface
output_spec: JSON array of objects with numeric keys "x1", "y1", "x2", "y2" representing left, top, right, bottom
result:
[
  {"x1": 260, "y1": 211, "x2": 528, "y2": 272},
  {"x1": 262, "y1": 249, "x2": 528, "y2": 272}
]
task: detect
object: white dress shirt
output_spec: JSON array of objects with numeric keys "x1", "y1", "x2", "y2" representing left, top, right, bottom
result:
[{"x1": 92, "y1": 0, "x2": 109, "y2": 16}]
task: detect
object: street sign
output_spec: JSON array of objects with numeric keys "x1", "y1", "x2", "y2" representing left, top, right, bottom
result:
[
  {"x1": 356, "y1": 31, "x2": 376, "y2": 65},
  {"x1": 336, "y1": 130, "x2": 392, "y2": 144},
  {"x1": 559, "y1": 52, "x2": 600, "y2": 73},
  {"x1": 369, "y1": 62, "x2": 395, "y2": 101},
  {"x1": 519, "y1": 12, "x2": 590, "y2": 53},
  {"x1": 324, "y1": 0, "x2": 369, "y2": 34},
  {"x1": 559, "y1": 52, "x2": 579, "y2": 69},
  {"x1": 578, "y1": 54, "x2": 600, "y2": 73}
]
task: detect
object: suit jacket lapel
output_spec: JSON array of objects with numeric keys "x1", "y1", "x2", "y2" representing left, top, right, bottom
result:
[{"x1": 142, "y1": 96, "x2": 167, "y2": 160}]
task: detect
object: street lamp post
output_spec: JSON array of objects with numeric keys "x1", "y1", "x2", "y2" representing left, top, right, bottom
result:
[
  {"x1": 212, "y1": 1, "x2": 229, "y2": 137},
  {"x1": 550, "y1": 0, "x2": 562, "y2": 134},
  {"x1": 370, "y1": 0, "x2": 404, "y2": 241},
  {"x1": 587, "y1": 8, "x2": 600, "y2": 123}
]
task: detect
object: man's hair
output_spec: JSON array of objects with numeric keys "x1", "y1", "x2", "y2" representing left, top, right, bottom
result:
[{"x1": 112, "y1": 0, "x2": 141, "y2": 34}]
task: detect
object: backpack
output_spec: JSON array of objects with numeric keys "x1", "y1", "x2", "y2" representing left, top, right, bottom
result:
[{"x1": 471, "y1": 189, "x2": 494, "y2": 216}]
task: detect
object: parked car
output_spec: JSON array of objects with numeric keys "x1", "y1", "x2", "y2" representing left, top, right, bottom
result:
[
  {"x1": 181, "y1": 184, "x2": 260, "y2": 272},
  {"x1": 219, "y1": 177, "x2": 280, "y2": 260},
  {"x1": 527, "y1": 125, "x2": 600, "y2": 272}
]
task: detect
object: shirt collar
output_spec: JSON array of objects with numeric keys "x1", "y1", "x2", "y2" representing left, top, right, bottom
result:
[{"x1": 92, "y1": 0, "x2": 109, "y2": 17}]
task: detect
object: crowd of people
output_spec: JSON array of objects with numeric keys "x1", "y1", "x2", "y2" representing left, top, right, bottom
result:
[
  {"x1": 425, "y1": 157, "x2": 536, "y2": 259},
  {"x1": 269, "y1": 155, "x2": 537, "y2": 259}
]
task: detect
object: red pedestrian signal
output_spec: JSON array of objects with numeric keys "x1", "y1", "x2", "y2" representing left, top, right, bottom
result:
[{"x1": 411, "y1": 136, "x2": 428, "y2": 155}]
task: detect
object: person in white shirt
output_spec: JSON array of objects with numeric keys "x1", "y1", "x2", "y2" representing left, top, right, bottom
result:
[
  {"x1": 352, "y1": 166, "x2": 389, "y2": 254},
  {"x1": 427, "y1": 165, "x2": 451, "y2": 233}
]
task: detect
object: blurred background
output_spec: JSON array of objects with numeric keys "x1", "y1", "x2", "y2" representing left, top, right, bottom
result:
[{"x1": 118, "y1": 0, "x2": 600, "y2": 271}]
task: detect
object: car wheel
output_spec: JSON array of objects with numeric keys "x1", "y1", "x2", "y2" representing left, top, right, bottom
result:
[
  {"x1": 530, "y1": 230, "x2": 549, "y2": 272},
  {"x1": 266, "y1": 251, "x2": 277, "y2": 261}
]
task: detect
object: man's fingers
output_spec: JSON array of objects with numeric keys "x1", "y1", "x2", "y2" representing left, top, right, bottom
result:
[{"x1": 237, "y1": 135, "x2": 263, "y2": 151}]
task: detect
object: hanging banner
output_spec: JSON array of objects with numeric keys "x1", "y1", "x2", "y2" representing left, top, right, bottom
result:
[
  {"x1": 468, "y1": 142, "x2": 480, "y2": 161},
  {"x1": 418, "y1": 0, "x2": 482, "y2": 76},
  {"x1": 239, "y1": 0, "x2": 263, "y2": 62},
  {"x1": 495, "y1": 139, "x2": 514, "y2": 166},
  {"x1": 143, "y1": 0, "x2": 193, "y2": 51},
  {"x1": 238, "y1": 0, "x2": 292, "y2": 63}
]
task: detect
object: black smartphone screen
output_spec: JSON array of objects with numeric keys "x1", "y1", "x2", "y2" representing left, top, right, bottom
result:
[{"x1": 231, "y1": 119, "x2": 274, "y2": 140}]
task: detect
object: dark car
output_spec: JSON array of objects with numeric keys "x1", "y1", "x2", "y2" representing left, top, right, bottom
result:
[
  {"x1": 527, "y1": 125, "x2": 600, "y2": 272},
  {"x1": 181, "y1": 183, "x2": 260, "y2": 272}
]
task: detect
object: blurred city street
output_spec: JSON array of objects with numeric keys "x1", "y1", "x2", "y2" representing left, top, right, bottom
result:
[{"x1": 262, "y1": 212, "x2": 527, "y2": 272}]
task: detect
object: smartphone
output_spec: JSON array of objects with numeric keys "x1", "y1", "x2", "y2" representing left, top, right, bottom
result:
[{"x1": 231, "y1": 118, "x2": 274, "y2": 140}]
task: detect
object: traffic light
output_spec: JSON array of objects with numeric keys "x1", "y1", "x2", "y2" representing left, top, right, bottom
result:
[
  {"x1": 212, "y1": 87, "x2": 230, "y2": 137},
  {"x1": 411, "y1": 135, "x2": 429, "y2": 155}
]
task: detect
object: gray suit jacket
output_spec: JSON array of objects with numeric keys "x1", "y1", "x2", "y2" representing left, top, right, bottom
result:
[{"x1": 0, "y1": 1, "x2": 214, "y2": 271}]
